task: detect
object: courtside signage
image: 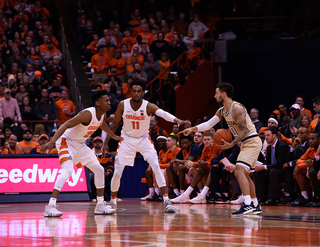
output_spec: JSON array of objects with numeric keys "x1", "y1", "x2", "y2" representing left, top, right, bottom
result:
[{"x1": 0, "y1": 158, "x2": 87, "y2": 193}]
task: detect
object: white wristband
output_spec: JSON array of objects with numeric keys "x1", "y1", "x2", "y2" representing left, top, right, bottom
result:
[
  {"x1": 155, "y1": 109, "x2": 176, "y2": 122},
  {"x1": 197, "y1": 115, "x2": 220, "y2": 132}
]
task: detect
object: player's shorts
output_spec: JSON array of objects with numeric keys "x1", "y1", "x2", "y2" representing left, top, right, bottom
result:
[
  {"x1": 56, "y1": 136, "x2": 97, "y2": 167},
  {"x1": 115, "y1": 132, "x2": 158, "y2": 166},
  {"x1": 236, "y1": 135, "x2": 262, "y2": 171}
]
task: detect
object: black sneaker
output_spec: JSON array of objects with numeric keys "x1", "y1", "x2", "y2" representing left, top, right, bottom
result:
[
  {"x1": 215, "y1": 194, "x2": 230, "y2": 204},
  {"x1": 231, "y1": 202, "x2": 255, "y2": 216},
  {"x1": 251, "y1": 203, "x2": 262, "y2": 215},
  {"x1": 307, "y1": 197, "x2": 320, "y2": 207},
  {"x1": 146, "y1": 193, "x2": 163, "y2": 202},
  {"x1": 291, "y1": 196, "x2": 309, "y2": 206}
]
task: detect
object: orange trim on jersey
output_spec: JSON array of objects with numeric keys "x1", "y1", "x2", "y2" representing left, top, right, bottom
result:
[
  {"x1": 59, "y1": 157, "x2": 69, "y2": 164},
  {"x1": 76, "y1": 163, "x2": 83, "y2": 168},
  {"x1": 59, "y1": 150, "x2": 69, "y2": 156}
]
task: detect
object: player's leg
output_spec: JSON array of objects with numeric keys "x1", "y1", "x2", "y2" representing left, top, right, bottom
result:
[
  {"x1": 291, "y1": 168, "x2": 309, "y2": 206},
  {"x1": 190, "y1": 168, "x2": 210, "y2": 203},
  {"x1": 178, "y1": 165, "x2": 189, "y2": 193},
  {"x1": 109, "y1": 158, "x2": 126, "y2": 209},
  {"x1": 165, "y1": 163, "x2": 180, "y2": 197},
  {"x1": 143, "y1": 167, "x2": 156, "y2": 201}
]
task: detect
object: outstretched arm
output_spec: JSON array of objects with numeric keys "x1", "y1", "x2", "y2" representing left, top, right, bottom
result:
[
  {"x1": 182, "y1": 108, "x2": 223, "y2": 136},
  {"x1": 147, "y1": 103, "x2": 190, "y2": 126}
]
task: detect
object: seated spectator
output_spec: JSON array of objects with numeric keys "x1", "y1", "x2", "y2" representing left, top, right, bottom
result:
[
  {"x1": 26, "y1": 47, "x2": 43, "y2": 65},
  {"x1": 83, "y1": 33, "x2": 99, "y2": 61},
  {"x1": 55, "y1": 90, "x2": 76, "y2": 125},
  {"x1": 17, "y1": 129, "x2": 39, "y2": 154},
  {"x1": 169, "y1": 34, "x2": 187, "y2": 70},
  {"x1": 188, "y1": 14, "x2": 209, "y2": 36},
  {"x1": 126, "y1": 63, "x2": 147, "y2": 83},
  {"x1": 40, "y1": 39, "x2": 63, "y2": 62},
  {"x1": 8, "y1": 63, "x2": 19, "y2": 79},
  {"x1": 308, "y1": 135, "x2": 320, "y2": 206},
  {"x1": 104, "y1": 68, "x2": 122, "y2": 94},
  {"x1": 29, "y1": 134, "x2": 57, "y2": 154},
  {"x1": 300, "y1": 114, "x2": 312, "y2": 130},
  {"x1": 121, "y1": 29, "x2": 136, "y2": 52},
  {"x1": 193, "y1": 131, "x2": 204, "y2": 150},
  {"x1": 91, "y1": 46, "x2": 110, "y2": 85},
  {"x1": 5, "y1": 133, "x2": 23, "y2": 154},
  {"x1": 48, "y1": 78, "x2": 64, "y2": 101},
  {"x1": 7, "y1": 48, "x2": 26, "y2": 72},
  {"x1": 183, "y1": 30, "x2": 199, "y2": 54},
  {"x1": 128, "y1": 46, "x2": 144, "y2": 68},
  {"x1": 26, "y1": 84, "x2": 40, "y2": 107},
  {"x1": 23, "y1": 65, "x2": 34, "y2": 84},
  {"x1": 15, "y1": 84, "x2": 29, "y2": 106},
  {"x1": 149, "y1": 115, "x2": 168, "y2": 153},
  {"x1": 7, "y1": 75, "x2": 18, "y2": 97},
  {"x1": 122, "y1": 76, "x2": 132, "y2": 98},
  {"x1": 34, "y1": 123, "x2": 47, "y2": 135},
  {"x1": 165, "y1": 24, "x2": 178, "y2": 45},
  {"x1": 52, "y1": 56, "x2": 67, "y2": 83},
  {"x1": 150, "y1": 32, "x2": 170, "y2": 61},
  {"x1": 166, "y1": 135, "x2": 202, "y2": 197},
  {"x1": 103, "y1": 83, "x2": 117, "y2": 116},
  {"x1": 121, "y1": 44, "x2": 131, "y2": 61},
  {"x1": 108, "y1": 49, "x2": 127, "y2": 84},
  {"x1": 286, "y1": 104, "x2": 302, "y2": 138},
  {"x1": 132, "y1": 18, "x2": 147, "y2": 37},
  {"x1": 281, "y1": 127, "x2": 310, "y2": 204},
  {"x1": 0, "y1": 131, "x2": 9, "y2": 154},
  {"x1": 255, "y1": 127, "x2": 290, "y2": 205},
  {"x1": 127, "y1": 56, "x2": 138, "y2": 72},
  {"x1": 295, "y1": 95, "x2": 312, "y2": 118},
  {"x1": 103, "y1": 36, "x2": 117, "y2": 59},
  {"x1": 0, "y1": 84, "x2": 4, "y2": 98},
  {"x1": 143, "y1": 53, "x2": 160, "y2": 84},
  {"x1": 159, "y1": 52, "x2": 170, "y2": 81},
  {"x1": 291, "y1": 132, "x2": 320, "y2": 206},
  {"x1": 111, "y1": 27, "x2": 122, "y2": 49},
  {"x1": 35, "y1": 88, "x2": 58, "y2": 135},
  {"x1": 115, "y1": 86, "x2": 126, "y2": 103},
  {"x1": 32, "y1": 70, "x2": 49, "y2": 90},
  {"x1": 0, "y1": 88, "x2": 22, "y2": 123},
  {"x1": 309, "y1": 96, "x2": 320, "y2": 134},
  {"x1": 33, "y1": 58, "x2": 44, "y2": 72},
  {"x1": 32, "y1": 132, "x2": 40, "y2": 143},
  {"x1": 171, "y1": 132, "x2": 221, "y2": 203},
  {"x1": 140, "y1": 42, "x2": 149, "y2": 62},
  {"x1": 19, "y1": 96, "x2": 38, "y2": 121},
  {"x1": 250, "y1": 108, "x2": 264, "y2": 133},
  {"x1": 159, "y1": 19, "x2": 169, "y2": 34},
  {"x1": 90, "y1": 136, "x2": 114, "y2": 201},
  {"x1": 131, "y1": 34, "x2": 150, "y2": 54}
]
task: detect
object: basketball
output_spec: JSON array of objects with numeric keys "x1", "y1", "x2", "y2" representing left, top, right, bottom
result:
[{"x1": 213, "y1": 129, "x2": 233, "y2": 145}]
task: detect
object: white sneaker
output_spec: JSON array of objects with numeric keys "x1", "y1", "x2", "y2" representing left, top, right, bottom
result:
[
  {"x1": 44, "y1": 204, "x2": 63, "y2": 217},
  {"x1": 164, "y1": 200, "x2": 176, "y2": 213},
  {"x1": 141, "y1": 194, "x2": 153, "y2": 201},
  {"x1": 116, "y1": 198, "x2": 122, "y2": 202},
  {"x1": 230, "y1": 195, "x2": 244, "y2": 205},
  {"x1": 171, "y1": 193, "x2": 190, "y2": 203},
  {"x1": 94, "y1": 202, "x2": 116, "y2": 215},
  {"x1": 109, "y1": 199, "x2": 117, "y2": 210},
  {"x1": 190, "y1": 194, "x2": 207, "y2": 204}
]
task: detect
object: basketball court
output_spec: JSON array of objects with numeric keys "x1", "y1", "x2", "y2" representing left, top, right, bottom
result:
[{"x1": 1, "y1": 200, "x2": 320, "y2": 246}]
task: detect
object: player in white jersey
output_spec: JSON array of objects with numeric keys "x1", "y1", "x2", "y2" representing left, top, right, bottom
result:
[
  {"x1": 183, "y1": 82, "x2": 262, "y2": 216},
  {"x1": 104, "y1": 81, "x2": 190, "y2": 213},
  {"x1": 41, "y1": 90, "x2": 123, "y2": 217}
]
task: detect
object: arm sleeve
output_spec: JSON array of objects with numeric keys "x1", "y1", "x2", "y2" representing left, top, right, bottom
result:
[
  {"x1": 196, "y1": 115, "x2": 220, "y2": 132},
  {"x1": 155, "y1": 109, "x2": 176, "y2": 122}
]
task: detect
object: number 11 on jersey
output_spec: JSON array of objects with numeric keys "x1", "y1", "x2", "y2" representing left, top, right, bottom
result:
[{"x1": 131, "y1": 121, "x2": 140, "y2": 129}]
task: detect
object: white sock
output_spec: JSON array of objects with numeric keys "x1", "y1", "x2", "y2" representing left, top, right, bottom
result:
[
  {"x1": 49, "y1": 197, "x2": 57, "y2": 207},
  {"x1": 97, "y1": 196, "x2": 104, "y2": 204},
  {"x1": 252, "y1": 197, "x2": 258, "y2": 207},
  {"x1": 216, "y1": 192, "x2": 221, "y2": 197},
  {"x1": 180, "y1": 190, "x2": 185, "y2": 194},
  {"x1": 184, "y1": 186, "x2": 193, "y2": 197},
  {"x1": 223, "y1": 193, "x2": 228, "y2": 197},
  {"x1": 155, "y1": 188, "x2": 161, "y2": 195},
  {"x1": 111, "y1": 198, "x2": 117, "y2": 204},
  {"x1": 200, "y1": 186, "x2": 209, "y2": 197},
  {"x1": 243, "y1": 195, "x2": 252, "y2": 205},
  {"x1": 173, "y1": 189, "x2": 179, "y2": 196},
  {"x1": 149, "y1": 187, "x2": 155, "y2": 195},
  {"x1": 301, "y1": 191, "x2": 309, "y2": 200},
  {"x1": 163, "y1": 195, "x2": 169, "y2": 202}
]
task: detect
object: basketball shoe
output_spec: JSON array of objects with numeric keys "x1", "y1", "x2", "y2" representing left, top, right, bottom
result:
[
  {"x1": 164, "y1": 199, "x2": 176, "y2": 213},
  {"x1": 231, "y1": 202, "x2": 255, "y2": 216},
  {"x1": 190, "y1": 193, "x2": 207, "y2": 204},
  {"x1": 94, "y1": 202, "x2": 116, "y2": 215},
  {"x1": 44, "y1": 204, "x2": 63, "y2": 217},
  {"x1": 171, "y1": 193, "x2": 190, "y2": 203}
]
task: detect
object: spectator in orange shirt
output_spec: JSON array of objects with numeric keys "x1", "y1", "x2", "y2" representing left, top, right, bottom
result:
[
  {"x1": 104, "y1": 68, "x2": 123, "y2": 95},
  {"x1": 17, "y1": 129, "x2": 39, "y2": 154},
  {"x1": 309, "y1": 96, "x2": 320, "y2": 134},
  {"x1": 174, "y1": 13, "x2": 189, "y2": 37},
  {"x1": 164, "y1": 24, "x2": 178, "y2": 45},
  {"x1": 108, "y1": 49, "x2": 127, "y2": 83},
  {"x1": 122, "y1": 76, "x2": 132, "y2": 98},
  {"x1": 149, "y1": 115, "x2": 168, "y2": 153},
  {"x1": 137, "y1": 24, "x2": 155, "y2": 47},
  {"x1": 5, "y1": 133, "x2": 23, "y2": 154},
  {"x1": 40, "y1": 40, "x2": 62, "y2": 62},
  {"x1": 132, "y1": 18, "x2": 146, "y2": 37},
  {"x1": 128, "y1": 46, "x2": 144, "y2": 67},
  {"x1": 296, "y1": 95, "x2": 312, "y2": 118},
  {"x1": 171, "y1": 132, "x2": 221, "y2": 203},
  {"x1": 121, "y1": 29, "x2": 136, "y2": 52},
  {"x1": 91, "y1": 46, "x2": 111, "y2": 85},
  {"x1": 159, "y1": 52, "x2": 170, "y2": 81},
  {"x1": 0, "y1": 131, "x2": 9, "y2": 154},
  {"x1": 55, "y1": 90, "x2": 76, "y2": 125},
  {"x1": 35, "y1": 1, "x2": 50, "y2": 18},
  {"x1": 111, "y1": 27, "x2": 123, "y2": 49},
  {"x1": 83, "y1": 33, "x2": 99, "y2": 61},
  {"x1": 29, "y1": 134, "x2": 58, "y2": 154},
  {"x1": 300, "y1": 114, "x2": 312, "y2": 130}
]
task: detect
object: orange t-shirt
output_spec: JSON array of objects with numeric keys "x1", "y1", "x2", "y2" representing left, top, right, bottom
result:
[
  {"x1": 159, "y1": 60, "x2": 170, "y2": 80},
  {"x1": 91, "y1": 53, "x2": 110, "y2": 74},
  {"x1": 109, "y1": 57, "x2": 127, "y2": 75},
  {"x1": 17, "y1": 140, "x2": 39, "y2": 154},
  {"x1": 296, "y1": 147, "x2": 317, "y2": 169},
  {"x1": 55, "y1": 99, "x2": 76, "y2": 124},
  {"x1": 193, "y1": 144, "x2": 221, "y2": 167},
  {"x1": 309, "y1": 118, "x2": 319, "y2": 133},
  {"x1": 122, "y1": 82, "x2": 131, "y2": 98},
  {"x1": 159, "y1": 146, "x2": 181, "y2": 169},
  {"x1": 121, "y1": 37, "x2": 136, "y2": 52},
  {"x1": 137, "y1": 32, "x2": 154, "y2": 46}
]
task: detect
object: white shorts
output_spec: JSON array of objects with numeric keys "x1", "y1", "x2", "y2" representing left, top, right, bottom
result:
[
  {"x1": 56, "y1": 136, "x2": 97, "y2": 167},
  {"x1": 115, "y1": 133, "x2": 158, "y2": 166}
]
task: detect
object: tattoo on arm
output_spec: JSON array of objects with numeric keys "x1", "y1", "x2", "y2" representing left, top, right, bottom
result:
[{"x1": 232, "y1": 105, "x2": 249, "y2": 144}]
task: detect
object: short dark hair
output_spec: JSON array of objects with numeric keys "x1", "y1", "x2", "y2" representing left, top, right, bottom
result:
[
  {"x1": 296, "y1": 95, "x2": 304, "y2": 101},
  {"x1": 91, "y1": 90, "x2": 107, "y2": 104},
  {"x1": 97, "y1": 45, "x2": 105, "y2": 50},
  {"x1": 311, "y1": 96, "x2": 320, "y2": 105},
  {"x1": 265, "y1": 126, "x2": 278, "y2": 135},
  {"x1": 204, "y1": 132, "x2": 213, "y2": 138},
  {"x1": 311, "y1": 132, "x2": 320, "y2": 139},
  {"x1": 130, "y1": 80, "x2": 146, "y2": 91},
  {"x1": 168, "y1": 135, "x2": 178, "y2": 143},
  {"x1": 216, "y1": 82, "x2": 234, "y2": 98},
  {"x1": 180, "y1": 134, "x2": 191, "y2": 141}
]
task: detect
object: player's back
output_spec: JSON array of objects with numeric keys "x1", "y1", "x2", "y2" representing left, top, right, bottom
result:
[
  {"x1": 122, "y1": 98, "x2": 150, "y2": 138},
  {"x1": 221, "y1": 101, "x2": 257, "y2": 138},
  {"x1": 63, "y1": 107, "x2": 104, "y2": 143}
]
